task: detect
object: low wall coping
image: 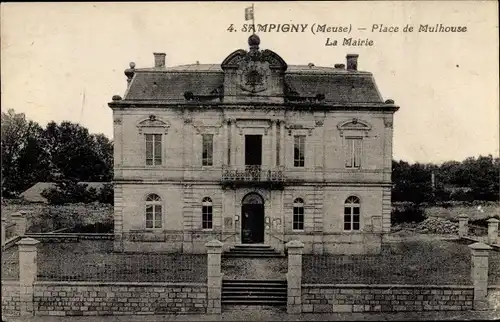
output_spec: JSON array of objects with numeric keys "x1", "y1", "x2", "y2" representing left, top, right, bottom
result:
[
  {"x1": 487, "y1": 286, "x2": 500, "y2": 290},
  {"x1": 34, "y1": 281, "x2": 207, "y2": 287},
  {"x1": 1, "y1": 280, "x2": 21, "y2": 286},
  {"x1": 302, "y1": 283, "x2": 474, "y2": 289}
]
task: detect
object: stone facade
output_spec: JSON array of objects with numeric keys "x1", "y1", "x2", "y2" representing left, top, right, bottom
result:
[
  {"x1": 302, "y1": 285, "x2": 474, "y2": 313},
  {"x1": 33, "y1": 282, "x2": 207, "y2": 316},
  {"x1": 109, "y1": 34, "x2": 399, "y2": 255}
]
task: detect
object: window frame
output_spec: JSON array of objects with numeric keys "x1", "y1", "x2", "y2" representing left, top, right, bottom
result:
[
  {"x1": 293, "y1": 135, "x2": 306, "y2": 168},
  {"x1": 145, "y1": 133, "x2": 163, "y2": 166},
  {"x1": 343, "y1": 196, "x2": 361, "y2": 232},
  {"x1": 292, "y1": 198, "x2": 305, "y2": 231},
  {"x1": 344, "y1": 137, "x2": 363, "y2": 169},
  {"x1": 202, "y1": 197, "x2": 213, "y2": 230},
  {"x1": 145, "y1": 193, "x2": 163, "y2": 230},
  {"x1": 202, "y1": 134, "x2": 214, "y2": 167}
]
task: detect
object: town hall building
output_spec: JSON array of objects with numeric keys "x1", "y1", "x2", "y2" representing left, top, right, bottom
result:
[{"x1": 108, "y1": 34, "x2": 399, "y2": 255}]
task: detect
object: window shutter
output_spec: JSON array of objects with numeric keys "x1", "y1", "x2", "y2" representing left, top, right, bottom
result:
[
  {"x1": 353, "y1": 139, "x2": 362, "y2": 168},
  {"x1": 344, "y1": 139, "x2": 353, "y2": 167}
]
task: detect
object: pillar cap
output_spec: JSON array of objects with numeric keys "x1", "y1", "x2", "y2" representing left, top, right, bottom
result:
[
  {"x1": 487, "y1": 218, "x2": 499, "y2": 223},
  {"x1": 205, "y1": 239, "x2": 223, "y2": 248},
  {"x1": 468, "y1": 242, "x2": 492, "y2": 251},
  {"x1": 458, "y1": 214, "x2": 469, "y2": 219},
  {"x1": 286, "y1": 240, "x2": 304, "y2": 248},
  {"x1": 16, "y1": 237, "x2": 40, "y2": 246}
]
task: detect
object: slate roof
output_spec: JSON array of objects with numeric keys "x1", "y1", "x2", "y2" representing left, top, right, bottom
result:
[
  {"x1": 20, "y1": 182, "x2": 108, "y2": 203},
  {"x1": 123, "y1": 62, "x2": 384, "y2": 104}
]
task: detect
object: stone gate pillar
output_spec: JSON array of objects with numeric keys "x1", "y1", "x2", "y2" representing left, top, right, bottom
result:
[
  {"x1": 487, "y1": 218, "x2": 499, "y2": 245},
  {"x1": 205, "y1": 239, "x2": 223, "y2": 314},
  {"x1": 286, "y1": 240, "x2": 304, "y2": 314},
  {"x1": 469, "y1": 242, "x2": 492, "y2": 310},
  {"x1": 17, "y1": 237, "x2": 40, "y2": 316}
]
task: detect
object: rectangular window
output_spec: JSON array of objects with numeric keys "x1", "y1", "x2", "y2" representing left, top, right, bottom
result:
[
  {"x1": 202, "y1": 205, "x2": 213, "y2": 229},
  {"x1": 345, "y1": 138, "x2": 362, "y2": 168},
  {"x1": 293, "y1": 207, "x2": 304, "y2": 230},
  {"x1": 344, "y1": 206, "x2": 360, "y2": 231},
  {"x1": 294, "y1": 135, "x2": 305, "y2": 167},
  {"x1": 202, "y1": 134, "x2": 214, "y2": 166},
  {"x1": 145, "y1": 134, "x2": 162, "y2": 165}
]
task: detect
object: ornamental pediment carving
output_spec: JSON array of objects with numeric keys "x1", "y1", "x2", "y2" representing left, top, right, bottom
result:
[
  {"x1": 337, "y1": 118, "x2": 372, "y2": 137},
  {"x1": 136, "y1": 115, "x2": 170, "y2": 134},
  {"x1": 221, "y1": 49, "x2": 287, "y2": 70}
]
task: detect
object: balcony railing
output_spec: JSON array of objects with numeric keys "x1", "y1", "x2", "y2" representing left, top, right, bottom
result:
[{"x1": 221, "y1": 165, "x2": 285, "y2": 184}]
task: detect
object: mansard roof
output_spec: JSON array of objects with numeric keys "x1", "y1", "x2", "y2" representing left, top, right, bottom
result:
[
  {"x1": 115, "y1": 35, "x2": 393, "y2": 108},
  {"x1": 123, "y1": 65, "x2": 383, "y2": 104}
]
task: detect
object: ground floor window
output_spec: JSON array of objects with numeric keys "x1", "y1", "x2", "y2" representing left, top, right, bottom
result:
[
  {"x1": 145, "y1": 194, "x2": 162, "y2": 229},
  {"x1": 202, "y1": 197, "x2": 213, "y2": 229},
  {"x1": 344, "y1": 196, "x2": 360, "y2": 231},
  {"x1": 293, "y1": 198, "x2": 304, "y2": 230}
]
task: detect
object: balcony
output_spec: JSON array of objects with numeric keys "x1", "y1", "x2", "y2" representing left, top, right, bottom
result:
[{"x1": 221, "y1": 165, "x2": 285, "y2": 189}]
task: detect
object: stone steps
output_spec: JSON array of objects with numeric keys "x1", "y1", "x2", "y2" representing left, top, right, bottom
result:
[
  {"x1": 223, "y1": 244, "x2": 284, "y2": 258},
  {"x1": 222, "y1": 279, "x2": 287, "y2": 307}
]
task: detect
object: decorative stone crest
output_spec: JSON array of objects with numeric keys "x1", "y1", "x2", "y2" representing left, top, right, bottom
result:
[
  {"x1": 237, "y1": 61, "x2": 271, "y2": 94},
  {"x1": 384, "y1": 118, "x2": 393, "y2": 128}
]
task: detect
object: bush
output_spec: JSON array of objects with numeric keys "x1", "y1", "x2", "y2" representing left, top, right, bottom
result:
[
  {"x1": 469, "y1": 214, "x2": 500, "y2": 228},
  {"x1": 41, "y1": 181, "x2": 113, "y2": 205},
  {"x1": 391, "y1": 203, "x2": 427, "y2": 225}
]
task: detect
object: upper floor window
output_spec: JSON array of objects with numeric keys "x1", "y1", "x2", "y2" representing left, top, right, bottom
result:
[
  {"x1": 294, "y1": 135, "x2": 305, "y2": 167},
  {"x1": 202, "y1": 197, "x2": 213, "y2": 229},
  {"x1": 345, "y1": 138, "x2": 362, "y2": 169},
  {"x1": 344, "y1": 196, "x2": 360, "y2": 231},
  {"x1": 145, "y1": 194, "x2": 162, "y2": 229},
  {"x1": 202, "y1": 134, "x2": 214, "y2": 166},
  {"x1": 293, "y1": 198, "x2": 304, "y2": 230},
  {"x1": 145, "y1": 134, "x2": 162, "y2": 166}
]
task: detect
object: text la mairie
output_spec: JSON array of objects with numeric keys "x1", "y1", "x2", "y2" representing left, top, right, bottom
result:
[{"x1": 108, "y1": 34, "x2": 399, "y2": 255}]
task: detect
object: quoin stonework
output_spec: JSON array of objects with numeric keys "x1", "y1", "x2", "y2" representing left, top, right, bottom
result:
[{"x1": 108, "y1": 34, "x2": 399, "y2": 255}]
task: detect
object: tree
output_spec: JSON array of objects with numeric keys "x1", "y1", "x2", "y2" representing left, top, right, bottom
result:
[
  {"x1": 42, "y1": 121, "x2": 113, "y2": 182},
  {"x1": 1, "y1": 109, "x2": 50, "y2": 197}
]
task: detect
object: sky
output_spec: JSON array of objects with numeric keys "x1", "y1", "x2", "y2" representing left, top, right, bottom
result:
[{"x1": 1, "y1": 1, "x2": 498, "y2": 164}]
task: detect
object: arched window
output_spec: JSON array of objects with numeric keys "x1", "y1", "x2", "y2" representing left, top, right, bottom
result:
[
  {"x1": 344, "y1": 196, "x2": 360, "y2": 231},
  {"x1": 293, "y1": 198, "x2": 304, "y2": 230},
  {"x1": 145, "y1": 194, "x2": 162, "y2": 229},
  {"x1": 202, "y1": 197, "x2": 213, "y2": 230}
]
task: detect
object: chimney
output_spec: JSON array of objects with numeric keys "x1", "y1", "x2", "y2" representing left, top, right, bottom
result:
[
  {"x1": 346, "y1": 54, "x2": 359, "y2": 71},
  {"x1": 334, "y1": 63, "x2": 345, "y2": 69},
  {"x1": 153, "y1": 53, "x2": 166, "y2": 68}
]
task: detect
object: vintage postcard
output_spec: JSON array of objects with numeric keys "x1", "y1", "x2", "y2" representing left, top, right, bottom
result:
[{"x1": 1, "y1": 1, "x2": 499, "y2": 321}]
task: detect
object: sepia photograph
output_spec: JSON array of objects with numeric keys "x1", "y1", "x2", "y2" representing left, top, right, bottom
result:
[{"x1": 1, "y1": 1, "x2": 499, "y2": 321}]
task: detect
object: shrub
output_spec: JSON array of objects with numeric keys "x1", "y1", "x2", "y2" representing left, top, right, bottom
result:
[
  {"x1": 41, "y1": 181, "x2": 113, "y2": 205},
  {"x1": 391, "y1": 203, "x2": 427, "y2": 224}
]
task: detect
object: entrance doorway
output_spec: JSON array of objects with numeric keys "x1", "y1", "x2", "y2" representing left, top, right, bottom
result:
[{"x1": 241, "y1": 193, "x2": 265, "y2": 244}]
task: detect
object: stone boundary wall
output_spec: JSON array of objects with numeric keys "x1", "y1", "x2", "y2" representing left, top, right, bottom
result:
[
  {"x1": 33, "y1": 281, "x2": 207, "y2": 316},
  {"x1": 487, "y1": 286, "x2": 500, "y2": 311},
  {"x1": 1, "y1": 280, "x2": 21, "y2": 316},
  {"x1": 302, "y1": 284, "x2": 474, "y2": 313}
]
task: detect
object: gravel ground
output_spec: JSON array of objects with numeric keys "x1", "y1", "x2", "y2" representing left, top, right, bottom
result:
[{"x1": 222, "y1": 257, "x2": 287, "y2": 280}]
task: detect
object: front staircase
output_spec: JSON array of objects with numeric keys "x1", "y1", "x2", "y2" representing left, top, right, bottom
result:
[
  {"x1": 222, "y1": 244, "x2": 284, "y2": 258},
  {"x1": 221, "y1": 279, "x2": 287, "y2": 307}
]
